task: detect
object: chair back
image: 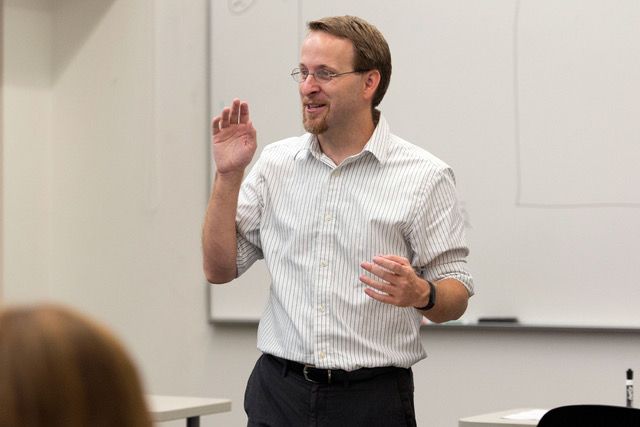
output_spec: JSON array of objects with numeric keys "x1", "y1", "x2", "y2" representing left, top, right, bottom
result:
[{"x1": 538, "y1": 404, "x2": 640, "y2": 426}]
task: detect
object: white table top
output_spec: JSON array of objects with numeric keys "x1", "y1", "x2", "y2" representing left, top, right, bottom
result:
[
  {"x1": 147, "y1": 395, "x2": 232, "y2": 422},
  {"x1": 459, "y1": 408, "x2": 545, "y2": 427}
]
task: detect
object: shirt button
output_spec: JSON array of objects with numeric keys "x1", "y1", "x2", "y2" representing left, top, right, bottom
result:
[
  {"x1": 332, "y1": 170, "x2": 340, "y2": 177},
  {"x1": 325, "y1": 214, "x2": 332, "y2": 222},
  {"x1": 319, "y1": 352, "x2": 326, "y2": 359},
  {"x1": 318, "y1": 306, "x2": 325, "y2": 313},
  {"x1": 321, "y1": 260, "x2": 328, "y2": 267}
]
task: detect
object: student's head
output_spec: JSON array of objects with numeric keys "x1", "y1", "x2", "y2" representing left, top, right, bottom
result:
[
  {"x1": 0, "y1": 303, "x2": 152, "y2": 427},
  {"x1": 306, "y1": 16, "x2": 392, "y2": 109}
]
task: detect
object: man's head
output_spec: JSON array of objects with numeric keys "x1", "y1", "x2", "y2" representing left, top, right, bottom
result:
[{"x1": 306, "y1": 16, "x2": 391, "y2": 110}]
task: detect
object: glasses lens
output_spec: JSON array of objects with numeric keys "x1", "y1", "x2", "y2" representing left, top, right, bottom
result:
[
  {"x1": 315, "y1": 69, "x2": 331, "y2": 83},
  {"x1": 291, "y1": 68, "x2": 302, "y2": 82}
]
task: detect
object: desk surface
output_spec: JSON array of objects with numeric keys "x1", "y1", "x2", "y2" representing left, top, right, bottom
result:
[
  {"x1": 459, "y1": 408, "x2": 545, "y2": 427},
  {"x1": 147, "y1": 395, "x2": 232, "y2": 422}
]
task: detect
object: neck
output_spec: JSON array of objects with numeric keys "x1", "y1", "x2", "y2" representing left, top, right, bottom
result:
[{"x1": 317, "y1": 111, "x2": 377, "y2": 166}]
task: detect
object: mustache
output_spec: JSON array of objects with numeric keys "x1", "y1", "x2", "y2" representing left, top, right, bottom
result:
[{"x1": 302, "y1": 98, "x2": 327, "y2": 106}]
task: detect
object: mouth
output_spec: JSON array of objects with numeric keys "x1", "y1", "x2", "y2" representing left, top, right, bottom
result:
[{"x1": 305, "y1": 101, "x2": 326, "y2": 114}]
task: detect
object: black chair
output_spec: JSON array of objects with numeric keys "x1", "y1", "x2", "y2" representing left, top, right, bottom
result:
[{"x1": 538, "y1": 404, "x2": 640, "y2": 426}]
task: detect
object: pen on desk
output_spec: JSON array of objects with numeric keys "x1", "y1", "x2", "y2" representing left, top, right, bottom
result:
[{"x1": 627, "y1": 369, "x2": 634, "y2": 408}]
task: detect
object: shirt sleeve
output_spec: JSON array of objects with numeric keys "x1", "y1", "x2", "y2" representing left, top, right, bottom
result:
[
  {"x1": 409, "y1": 166, "x2": 474, "y2": 296},
  {"x1": 235, "y1": 158, "x2": 265, "y2": 278}
]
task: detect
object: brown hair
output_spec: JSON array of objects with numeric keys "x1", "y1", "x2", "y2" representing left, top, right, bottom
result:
[
  {"x1": 0, "y1": 304, "x2": 152, "y2": 427},
  {"x1": 307, "y1": 15, "x2": 392, "y2": 109}
]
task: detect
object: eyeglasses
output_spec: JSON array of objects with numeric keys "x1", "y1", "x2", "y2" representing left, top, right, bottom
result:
[{"x1": 291, "y1": 68, "x2": 366, "y2": 84}]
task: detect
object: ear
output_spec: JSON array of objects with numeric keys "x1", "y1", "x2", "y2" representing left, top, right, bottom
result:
[{"x1": 362, "y1": 69, "x2": 381, "y2": 101}]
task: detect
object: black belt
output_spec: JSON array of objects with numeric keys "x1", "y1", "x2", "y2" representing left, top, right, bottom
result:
[{"x1": 271, "y1": 355, "x2": 404, "y2": 385}]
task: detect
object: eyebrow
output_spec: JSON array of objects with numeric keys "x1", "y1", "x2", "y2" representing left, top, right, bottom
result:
[{"x1": 299, "y1": 63, "x2": 337, "y2": 72}]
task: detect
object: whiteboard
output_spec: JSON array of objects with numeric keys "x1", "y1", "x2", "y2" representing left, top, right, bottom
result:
[{"x1": 208, "y1": 0, "x2": 640, "y2": 327}]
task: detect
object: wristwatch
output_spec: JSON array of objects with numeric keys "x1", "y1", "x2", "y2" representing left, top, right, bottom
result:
[{"x1": 414, "y1": 281, "x2": 436, "y2": 311}]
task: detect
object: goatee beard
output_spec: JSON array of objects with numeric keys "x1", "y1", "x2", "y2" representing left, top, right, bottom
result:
[{"x1": 302, "y1": 107, "x2": 329, "y2": 135}]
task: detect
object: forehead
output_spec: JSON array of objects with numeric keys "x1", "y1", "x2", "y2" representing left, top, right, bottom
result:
[{"x1": 299, "y1": 31, "x2": 354, "y2": 69}]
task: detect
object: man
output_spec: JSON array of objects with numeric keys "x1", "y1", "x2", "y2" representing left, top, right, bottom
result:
[{"x1": 202, "y1": 15, "x2": 473, "y2": 426}]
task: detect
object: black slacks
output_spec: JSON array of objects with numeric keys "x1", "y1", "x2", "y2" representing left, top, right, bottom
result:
[{"x1": 244, "y1": 354, "x2": 417, "y2": 427}]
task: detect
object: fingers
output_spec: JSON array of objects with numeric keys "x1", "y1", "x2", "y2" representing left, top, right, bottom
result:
[
  {"x1": 375, "y1": 254, "x2": 410, "y2": 269},
  {"x1": 360, "y1": 273, "x2": 392, "y2": 294},
  {"x1": 364, "y1": 287, "x2": 392, "y2": 304},
  {"x1": 211, "y1": 99, "x2": 250, "y2": 135},
  {"x1": 229, "y1": 99, "x2": 241, "y2": 124},
  {"x1": 239, "y1": 102, "x2": 250, "y2": 124},
  {"x1": 211, "y1": 107, "x2": 230, "y2": 136},
  {"x1": 360, "y1": 254, "x2": 413, "y2": 299},
  {"x1": 246, "y1": 120, "x2": 257, "y2": 139},
  {"x1": 364, "y1": 255, "x2": 410, "y2": 277},
  {"x1": 212, "y1": 116, "x2": 221, "y2": 135},
  {"x1": 361, "y1": 260, "x2": 394, "y2": 283},
  {"x1": 360, "y1": 257, "x2": 397, "y2": 298}
]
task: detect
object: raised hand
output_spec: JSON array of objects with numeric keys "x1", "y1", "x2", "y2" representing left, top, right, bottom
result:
[{"x1": 211, "y1": 99, "x2": 257, "y2": 175}]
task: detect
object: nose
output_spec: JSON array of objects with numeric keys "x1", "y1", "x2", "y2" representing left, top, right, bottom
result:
[{"x1": 300, "y1": 75, "x2": 320, "y2": 97}]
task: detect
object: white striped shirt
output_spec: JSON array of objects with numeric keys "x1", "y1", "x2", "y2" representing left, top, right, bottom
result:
[{"x1": 235, "y1": 114, "x2": 473, "y2": 371}]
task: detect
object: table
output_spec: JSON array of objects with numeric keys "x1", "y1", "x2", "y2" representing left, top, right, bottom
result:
[
  {"x1": 459, "y1": 408, "x2": 545, "y2": 427},
  {"x1": 147, "y1": 395, "x2": 232, "y2": 427}
]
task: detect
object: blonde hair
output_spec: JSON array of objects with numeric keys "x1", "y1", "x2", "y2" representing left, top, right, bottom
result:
[
  {"x1": 0, "y1": 304, "x2": 152, "y2": 427},
  {"x1": 307, "y1": 15, "x2": 392, "y2": 109}
]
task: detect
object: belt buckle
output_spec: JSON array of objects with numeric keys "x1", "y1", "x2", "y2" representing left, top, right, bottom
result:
[
  {"x1": 303, "y1": 365, "x2": 332, "y2": 384},
  {"x1": 303, "y1": 365, "x2": 317, "y2": 383}
]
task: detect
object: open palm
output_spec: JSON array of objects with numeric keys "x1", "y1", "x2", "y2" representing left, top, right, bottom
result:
[{"x1": 211, "y1": 99, "x2": 257, "y2": 174}]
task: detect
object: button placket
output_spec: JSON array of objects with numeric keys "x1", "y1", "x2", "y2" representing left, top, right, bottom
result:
[{"x1": 314, "y1": 167, "x2": 342, "y2": 367}]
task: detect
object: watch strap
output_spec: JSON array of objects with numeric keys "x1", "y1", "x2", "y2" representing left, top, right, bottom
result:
[{"x1": 414, "y1": 281, "x2": 436, "y2": 311}]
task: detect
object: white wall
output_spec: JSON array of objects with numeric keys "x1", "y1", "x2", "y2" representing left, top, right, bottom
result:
[
  {"x1": 2, "y1": 0, "x2": 51, "y2": 299},
  {"x1": 0, "y1": 0, "x2": 4, "y2": 292},
  {"x1": 3, "y1": 1, "x2": 640, "y2": 426}
]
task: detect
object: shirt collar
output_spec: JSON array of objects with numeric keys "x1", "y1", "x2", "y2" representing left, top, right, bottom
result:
[
  {"x1": 294, "y1": 111, "x2": 391, "y2": 164},
  {"x1": 362, "y1": 112, "x2": 391, "y2": 164}
]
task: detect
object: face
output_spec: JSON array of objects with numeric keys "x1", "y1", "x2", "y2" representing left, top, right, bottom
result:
[{"x1": 298, "y1": 31, "x2": 366, "y2": 136}]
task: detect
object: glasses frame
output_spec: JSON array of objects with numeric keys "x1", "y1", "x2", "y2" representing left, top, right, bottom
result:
[{"x1": 291, "y1": 67, "x2": 368, "y2": 84}]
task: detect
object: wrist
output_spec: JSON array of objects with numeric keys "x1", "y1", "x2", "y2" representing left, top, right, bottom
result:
[
  {"x1": 215, "y1": 170, "x2": 244, "y2": 183},
  {"x1": 414, "y1": 281, "x2": 436, "y2": 311}
]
